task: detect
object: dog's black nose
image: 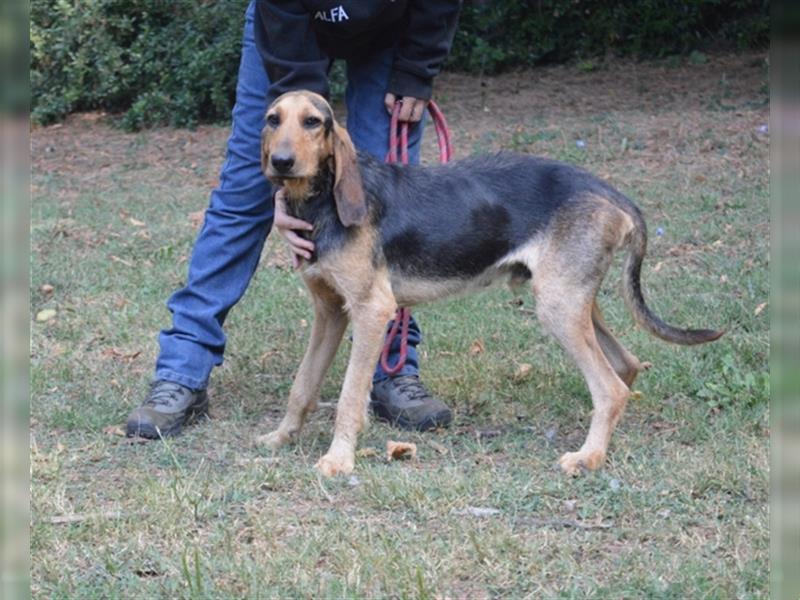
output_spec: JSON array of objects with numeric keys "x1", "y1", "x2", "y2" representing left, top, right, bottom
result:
[{"x1": 271, "y1": 154, "x2": 295, "y2": 174}]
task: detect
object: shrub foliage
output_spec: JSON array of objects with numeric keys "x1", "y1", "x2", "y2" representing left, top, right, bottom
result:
[
  {"x1": 450, "y1": 0, "x2": 768, "y2": 74},
  {"x1": 31, "y1": 0, "x2": 768, "y2": 129},
  {"x1": 31, "y1": 0, "x2": 245, "y2": 129}
]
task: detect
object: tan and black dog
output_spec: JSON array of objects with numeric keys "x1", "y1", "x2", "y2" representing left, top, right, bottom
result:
[{"x1": 256, "y1": 90, "x2": 723, "y2": 477}]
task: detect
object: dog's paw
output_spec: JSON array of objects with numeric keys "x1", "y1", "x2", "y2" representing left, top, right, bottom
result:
[
  {"x1": 558, "y1": 449, "x2": 606, "y2": 476},
  {"x1": 255, "y1": 429, "x2": 291, "y2": 450},
  {"x1": 316, "y1": 452, "x2": 355, "y2": 478}
]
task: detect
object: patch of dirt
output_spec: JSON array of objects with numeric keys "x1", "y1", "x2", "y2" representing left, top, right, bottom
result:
[
  {"x1": 31, "y1": 113, "x2": 229, "y2": 200},
  {"x1": 436, "y1": 51, "x2": 766, "y2": 121},
  {"x1": 432, "y1": 52, "x2": 769, "y2": 195}
]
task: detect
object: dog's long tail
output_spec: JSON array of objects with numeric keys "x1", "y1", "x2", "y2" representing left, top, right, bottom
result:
[{"x1": 619, "y1": 200, "x2": 724, "y2": 345}]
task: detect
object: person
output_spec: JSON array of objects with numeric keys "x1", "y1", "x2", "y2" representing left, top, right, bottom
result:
[{"x1": 126, "y1": 0, "x2": 463, "y2": 439}]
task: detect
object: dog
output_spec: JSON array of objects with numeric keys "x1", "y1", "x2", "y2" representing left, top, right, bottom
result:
[{"x1": 255, "y1": 90, "x2": 723, "y2": 477}]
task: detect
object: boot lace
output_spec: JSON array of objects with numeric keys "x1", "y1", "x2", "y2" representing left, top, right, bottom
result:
[
  {"x1": 146, "y1": 381, "x2": 188, "y2": 408},
  {"x1": 392, "y1": 377, "x2": 430, "y2": 405}
]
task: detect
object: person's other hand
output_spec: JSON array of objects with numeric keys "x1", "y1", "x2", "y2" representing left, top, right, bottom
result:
[
  {"x1": 384, "y1": 93, "x2": 427, "y2": 123},
  {"x1": 273, "y1": 188, "x2": 314, "y2": 269}
]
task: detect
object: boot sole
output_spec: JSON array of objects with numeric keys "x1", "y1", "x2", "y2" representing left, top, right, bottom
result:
[{"x1": 371, "y1": 403, "x2": 452, "y2": 432}]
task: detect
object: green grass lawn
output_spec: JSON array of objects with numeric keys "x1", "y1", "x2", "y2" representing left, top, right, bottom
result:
[{"x1": 31, "y1": 54, "x2": 769, "y2": 598}]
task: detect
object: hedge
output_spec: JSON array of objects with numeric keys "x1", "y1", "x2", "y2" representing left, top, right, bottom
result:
[
  {"x1": 31, "y1": 0, "x2": 244, "y2": 129},
  {"x1": 30, "y1": 0, "x2": 768, "y2": 129},
  {"x1": 452, "y1": 0, "x2": 769, "y2": 73}
]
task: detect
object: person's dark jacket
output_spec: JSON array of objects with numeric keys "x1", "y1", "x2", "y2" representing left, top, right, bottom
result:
[{"x1": 255, "y1": 0, "x2": 461, "y2": 106}]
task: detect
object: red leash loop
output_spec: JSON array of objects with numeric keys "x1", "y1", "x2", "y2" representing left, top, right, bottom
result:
[
  {"x1": 428, "y1": 100, "x2": 453, "y2": 163},
  {"x1": 380, "y1": 99, "x2": 452, "y2": 375},
  {"x1": 380, "y1": 306, "x2": 411, "y2": 376}
]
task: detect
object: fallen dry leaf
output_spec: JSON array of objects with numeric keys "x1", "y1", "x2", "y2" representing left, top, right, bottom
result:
[
  {"x1": 188, "y1": 209, "x2": 206, "y2": 229},
  {"x1": 129, "y1": 217, "x2": 146, "y2": 227},
  {"x1": 265, "y1": 248, "x2": 292, "y2": 270},
  {"x1": 469, "y1": 339, "x2": 485, "y2": 355},
  {"x1": 356, "y1": 447, "x2": 379, "y2": 458},
  {"x1": 109, "y1": 255, "x2": 133, "y2": 267},
  {"x1": 563, "y1": 499, "x2": 578, "y2": 513},
  {"x1": 258, "y1": 350, "x2": 279, "y2": 365},
  {"x1": 123, "y1": 436, "x2": 150, "y2": 445},
  {"x1": 452, "y1": 506, "x2": 501, "y2": 518},
  {"x1": 48, "y1": 510, "x2": 134, "y2": 525},
  {"x1": 513, "y1": 362, "x2": 533, "y2": 381},
  {"x1": 428, "y1": 440, "x2": 448, "y2": 455},
  {"x1": 36, "y1": 308, "x2": 57, "y2": 322},
  {"x1": 386, "y1": 441, "x2": 417, "y2": 461},
  {"x1": 234, "y1": 456, "x2": 280, "y2": 466},
  {"x1": 102, "y1": 425, "x2": 126, "y2": 437},
  {"x1": 651, "y1": 421, "x2": 679, "y2": 434},
  {"x1": 476, "y1": 427, "x2": 502, "y2": 439},
  {"x1": 101, "y1": 347, "x2": 142, "y2": 361},
  {"x1": 754, "y1": 301, "x2": 767, "y2": 316}
]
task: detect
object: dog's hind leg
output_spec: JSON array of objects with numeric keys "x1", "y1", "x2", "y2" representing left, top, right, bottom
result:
[
  {"x1": 592, "y1": 301, "x2": 643, "y2": 388},
  {"x1": 256, "y1": 281, "x2": 347, "y2": 450},
  {"x1": 533, "y1": 199, "x2": 635, "y2": 475},
  {"x1": 535, "y1": 282, "x2": 630, "y2": 475},
  {"x1": 316, "y1": 276, "x2": 396, "y2": 477}
]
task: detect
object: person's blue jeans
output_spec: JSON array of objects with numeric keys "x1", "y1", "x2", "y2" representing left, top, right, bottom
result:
[{"x1": 156, "y1": 1, "x2": 423, "y2": 390}]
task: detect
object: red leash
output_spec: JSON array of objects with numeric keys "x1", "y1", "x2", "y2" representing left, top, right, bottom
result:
[{"x1": 380, "y1": 100, "x2": 452, "y2": 375}]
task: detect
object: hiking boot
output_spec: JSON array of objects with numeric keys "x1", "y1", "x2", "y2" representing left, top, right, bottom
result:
[
  {"x1": 370, "y1": 375, "x2": 452, "y2": 432},
  {"x1": 126, "y1": 380, "x2": 209, "y2": 439}
]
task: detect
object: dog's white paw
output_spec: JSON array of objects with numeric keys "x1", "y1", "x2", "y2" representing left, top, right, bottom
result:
[
  {"x1": 558, "y1": 449, "x2": 606, "y2": 476},
  {"x1": 316, "y1": 451, "x2": 355, "y2": 478},
  {"x1": 255, "y1": 429, "x2": 291, "y2": 450}
]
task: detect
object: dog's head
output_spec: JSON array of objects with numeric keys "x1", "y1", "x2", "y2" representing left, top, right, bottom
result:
[{"x1": 261, "y1": 91, "x2": 366, "y2": 227}]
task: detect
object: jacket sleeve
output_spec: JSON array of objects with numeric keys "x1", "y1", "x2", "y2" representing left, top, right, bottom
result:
[
  {"x1": 388, "y1": 0, "x2": 462, "y2": 100},
  {"x1": 255, "y1": 0, "x2": 331, "y2": 106}
]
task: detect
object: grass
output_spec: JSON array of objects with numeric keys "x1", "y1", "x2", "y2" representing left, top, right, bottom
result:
[{"x1": 30, "y1": 53, "x2": 769, "y2": 597}]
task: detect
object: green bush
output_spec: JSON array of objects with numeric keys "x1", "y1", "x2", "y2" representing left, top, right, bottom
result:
[
  {"x1": 31, "y1": 0, "x2": 768, "y2": 129},
  {"x1": 30, "y1": 0, "x2": 244, "y2": 129},
  {"x1": 449, "y1": 0, "x2": 769, "y2": 73}
]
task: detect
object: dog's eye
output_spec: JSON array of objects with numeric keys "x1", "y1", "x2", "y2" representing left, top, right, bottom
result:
[
  {"x1": 266, "y1": 114, "x2": 280, "y2": 127},
  {"x1": 304, "y1": 116, "x2": 322, "y2": 128}
]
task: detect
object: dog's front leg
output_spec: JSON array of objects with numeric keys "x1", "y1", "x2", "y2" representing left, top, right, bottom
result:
[
  {"x1": 316, "y1": 280, "x2": 396, "y2": 477},
  {"x1": 257, "y1": 281, "x2": 347, "y2": 450}
]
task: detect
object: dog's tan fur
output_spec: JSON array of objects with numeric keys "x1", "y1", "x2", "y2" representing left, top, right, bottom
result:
[{"x1": 256, "y1": 91, "x2": 717, "y2": 477}]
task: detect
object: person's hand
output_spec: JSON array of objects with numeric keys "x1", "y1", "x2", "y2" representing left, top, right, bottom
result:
[
  {"x1": 273, "y1": 188, "x2": 314, "y2": 269},
  {"x1": 384, "y1": 93, "x2": 427, "y2": 123}
]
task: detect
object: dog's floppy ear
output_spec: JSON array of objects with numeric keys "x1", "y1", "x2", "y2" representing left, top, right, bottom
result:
[
  {"x1": 332, "y1": 123, "x2": 366, "y2": 227},
  {"x1": 260, "y1": 125, "x2": 271, "y2": 177}
]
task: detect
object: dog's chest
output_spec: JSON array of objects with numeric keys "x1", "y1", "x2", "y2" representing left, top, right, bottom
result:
[{"x1": 287, "y1": 195, "x2": 351, "y2": 263}]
